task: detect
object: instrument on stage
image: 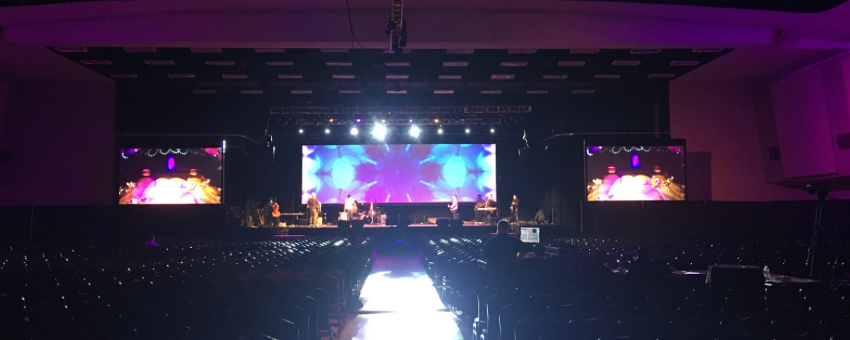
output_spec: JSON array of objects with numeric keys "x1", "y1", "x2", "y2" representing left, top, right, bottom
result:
[
  {"x1": 475, "y1": 207, "x2": 498, "y2": 211},
  {"x1": 271, "y1": 203, "x2": 281, "y2": 218}
]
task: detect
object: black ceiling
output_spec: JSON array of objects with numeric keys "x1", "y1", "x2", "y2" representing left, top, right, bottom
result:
[
  {"x1": 5, "y1": 0, "x2": 847, "y2": 13},
  {"x1": 56, "y1": 47, "x2": 729, "y2": 97}
]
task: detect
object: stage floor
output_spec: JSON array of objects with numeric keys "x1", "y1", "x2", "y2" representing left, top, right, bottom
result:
[{"x1": 284, "y1": 222, "x2": 493, "y2": 229}]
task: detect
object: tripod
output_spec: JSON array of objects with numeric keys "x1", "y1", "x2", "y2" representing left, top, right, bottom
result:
[{"x1": 805, "y1": 188, "x2": 828, "y2": 278}]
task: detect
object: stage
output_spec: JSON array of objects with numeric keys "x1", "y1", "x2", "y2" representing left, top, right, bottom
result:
[{"x1": 241, "y1": 222, "x2": 568, "y2": 238}]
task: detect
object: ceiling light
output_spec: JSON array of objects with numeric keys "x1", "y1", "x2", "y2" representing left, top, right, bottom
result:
[
  {"x1": 240, "y1": 89, "x2": 263, "y2": 94},
  {"x1": 267, "y1": 61, "x2": 295, "y2": 66},
  {"x1": 110, "y1": 73, "x2": 138, "y2": 79},
  {"x1": 167, "y1": 73, "x2": 195, "y2": 79},
  {"x1": 325, "y1": 128, "x2": 331, "y2": 134},
  {"x1": 190, "y1": 48, "x2": 222, "y2": 53},
  {"x1": 387, "y1": 90, "x2": 407, "y2": 94},
  {"x1": 80, "y1": 60, "x2": 112, "y2": 65},
  {"x1": 434, "y1": 89, "x2": 454, "y2": 94},
  {"x1": 278, "y1": 74, "x2": 303, "y2": 79},
  {"x1": 490, "y1": 74, "x2": 515, "y2": 80},
  {"x1": 291, "y1": 90, "x2": 313, "y2": 94},
  {"x1": 386, "y1": 74, "x2": 409, "y2": 80},
  {"x1": 569, "y1": 49, "x2": 600, "y2": 54},
  {"x1": 490, "y1": 128, "x2": 495, "y2": 133},
  {"x1": 350, "y1": 127, "x2": 359, "y2": 136},
  {"x1": 630, "y1": 48, "x2": 661, "y2": 54},
  {"x1": 542, "y1": 75, "x2": 569, "y2": 80},
  {"x1": 572, "y1": 89, "x2": 596, "y2": 94},
  {"x1": 557, "y1": 61, "x2": 586, "y2": 67},
  {"x1": 438, "y1": 75, "x2": 462, "y2": 80},
  {"x1": 333, "y1": 74, "x2": 356, "y2": 79},
  {"x1": 612, "y1": 60, "x2": 641, "y2": 66},
  {"x1": 409, "y1": 126, "x2": 421, "y2": 138},
  {"x1": 340, "y1": 90, "x2": 361, "y2": 94},
  {"x1": 207, "y1": 60, "x2": 235, "y2": 66},
  {"x1": 434, "y1": 119, "x2": 440, "y2": 124},
  {"x1": 465, "y1": 128, "x2": 471, "y2": 134},
  {"x1": 594, "y1": 74, "x2": 621, "y2": 79},
  {"x1": 385, "y1": 62, "x2": 410, "y2": 67},
  {"x1": 481, "y1": 90, "x2": 502, "y2": 94},
  {"x1": 326, "y1": 61, "x2": 352, "y2": 67},
  {"x1": 222, "y1": 74, "x2": 248, "y2": 79},
  {"x1": 443, "y1": 61, "x2": 469, "y2": 67},
  {"x1": 255, "y1": 48, "x2": 286, "y2": 53},
  {"x1": 438, "y1": 128, "x2": 443, "y2": 134},
  {"x1": 500, "y1": 61, "x2": 528, "y2": 67},
  {"x1": 53, "y1": 47, "x2": 88, "y2": 53},
  {"x1": 526, "y1": 90, "x2": 549, "y2": 94},
  {"x1": 648, "y1": 74, "x2": 676, "y2": 79},
  {"x1": 692, "y1": 48, "x2": 724, "y2": 53},
  {"x1": 124, "y1": 47, "x2": 157, "y2": 53},
  {"x1": 372, "y1": 124, "x2": 388, "y2": 140},
  {"x1": 507, "y1": 49, "x2": 537, "y2": 54},
  {"x1": 298, "y1": 128, "x2": 304, "y2": 134},
  {"x1": 670, "y1": 60, "x2": 700, "y2": 66}
]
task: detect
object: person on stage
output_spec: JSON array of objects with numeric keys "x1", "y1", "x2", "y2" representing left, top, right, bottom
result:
[
  {"x1": 474, "y1": 194, "x2": 486, "y2": 224},
  {"x1": 510, "y1": 194, "x2": 520, "y2": 225},
  {"x1": 307, "y1": 193, "x2": 321, "y2": 227},
  {"x1": 484, "y1": 193, "x2": 497, "y2": 223},
  {"x1": 268, "y1": 198, "x2": 280, "y2": 227},
  {"x1": 264, "y1": 197, "x2": 275, "y2": 227},
  {"x1": 343, "y1": 194, "x2": 355, "y2": 221},
  {"x1": 449, "y1": 194, "x2": 460, "y2": 220}
]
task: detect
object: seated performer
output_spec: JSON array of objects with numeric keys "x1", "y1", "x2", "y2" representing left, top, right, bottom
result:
[{"x1": 474, "y1": 194, "x2": 486, "y2": 224}]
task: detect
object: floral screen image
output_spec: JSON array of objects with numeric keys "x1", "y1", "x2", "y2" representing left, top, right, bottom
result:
[
  {"x1": 118, "y1": 148, "x2": 223, "y2": 205},
  {"x1": 302, "y1": 144, "x2": 496, "y2": 204},
  {"x1": 586, "y1": 146, "x2": 685, "y2": 201}
]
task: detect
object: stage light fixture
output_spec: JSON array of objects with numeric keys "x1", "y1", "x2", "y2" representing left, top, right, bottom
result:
[
  {"x1": 298, "y1": 128, "x2": 304, "y2": 134},
  {"x1": 437, "y1": 128, "x2": 443, "y2": 134},
  {"x1": 325, "y1": 128, "x2": 331, "y2": 134},
  {"x1": 490, "y1": 128, "x2": 495, "y2": 133},
  {"x1": 409, "y1": 125, "x2": 421, "y2": 138},
  {"x1": 356, "y1": 118, "x2": 362, "y2": 123},
  {"x1": 350, "y1": 127, "x2": 359, "y2": 136},
  {"x1": 329, "y1": 118, "x2": 334, "y2": 123},
  {"x1": 434, "y1": 119, "x2": 440, "y2": 123},
  {"x1": 372, "y1": 124, "x2": 388, "y2": 140},
  {"x1": 465, "y1": 127, "x2": 471, "y2": 134}
]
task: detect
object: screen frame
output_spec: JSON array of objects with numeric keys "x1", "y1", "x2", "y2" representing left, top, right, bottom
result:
[
  {"x1": 582, "y1": 139, "x2": 687, "y2": 202},
  {"x1": 300, "y1": 143, "x2": 498, "y2": 206}
]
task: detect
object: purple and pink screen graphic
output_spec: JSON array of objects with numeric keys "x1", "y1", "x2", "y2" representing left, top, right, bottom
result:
[
  {"x1": 586, "y1": 146, "x2": 686, "y2": 201},
  {"x1": 118, "y1": 148, "x2": 223, "y2": 205},
  {"x1": 302, "y1": 144, "x2": 496, "y2": 204}
]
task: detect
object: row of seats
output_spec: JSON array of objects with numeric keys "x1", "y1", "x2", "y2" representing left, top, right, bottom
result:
[
  {"x1": 0, "y1": 237, "x2": 375, "y2": 340},
  {"x1": 421, "y1": 235, "x2": 850, "y2": 340}
]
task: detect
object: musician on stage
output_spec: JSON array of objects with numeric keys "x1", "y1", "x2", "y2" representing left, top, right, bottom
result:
[
  {"x1": 448, "y1": 194, "x2": 460, "y2": 220},
  {"x1": 510, "y1": 194, "x2": 520, "y2": 225},
  {"x1": 307, "y1": 193, "x2": 321, "y2": 227},
  {"x1": 474, "y1": 194, "x2": 486, "y2": 224},
  {"x1": 343, "y1": 194, "x2": 356, "y2": 221},
  {"x1": 268, "y1": 198, "x2": 280, "y2": 227},
  {"x1": 484, "y1": 193, "x2": 497, "y2": 222}
]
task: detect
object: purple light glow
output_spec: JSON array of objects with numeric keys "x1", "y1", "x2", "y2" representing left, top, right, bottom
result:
[
  {"x1": 631, "y1": 152, "x2": 640, "y2": 168},
  {"x1": 167, "y1": 155, "x2": 176, "y2": 170}
]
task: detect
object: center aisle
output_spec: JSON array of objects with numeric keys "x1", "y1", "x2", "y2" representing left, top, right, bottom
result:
[{"x1": 338, "y1": 254, "x2": 468, "y2": 340}]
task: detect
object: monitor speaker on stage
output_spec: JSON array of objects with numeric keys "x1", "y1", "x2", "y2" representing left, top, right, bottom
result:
[
  {"x1": 338, "y1": 221, "x2": 351, "y2": 229},
  {"x1": 436, "y1": 218, "x2": 450, "y2": 228},
  {"x1": 450, "y1": 219, "x2": 463, "y2": 228}
]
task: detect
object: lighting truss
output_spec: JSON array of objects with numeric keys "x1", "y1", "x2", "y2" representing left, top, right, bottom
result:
[{"x1": 270, "y1": 105, "x2": 532, "y2": 115}]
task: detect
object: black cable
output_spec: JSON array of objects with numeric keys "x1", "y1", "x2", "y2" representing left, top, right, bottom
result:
[{"x1": 345, "y1": 0, "x2": 365, "y2": 49}]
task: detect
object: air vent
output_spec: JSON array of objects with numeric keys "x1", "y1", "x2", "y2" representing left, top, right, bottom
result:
[
  {"x1": 481, "y1": 90, "x2": 502, "y2": 94},
  {"x1": 671, "y1": 60, "x2": 701, "y2": 66},
  {"x1": 490, "y1": 74, "x2": 515, "y2": 80},
  {"x1": 570, "y1": 49, "x2": 600, "y2": 54},
  {"x1": 340, "y1": 90, "x2": 361, "y2": 94},
  {"x1": 837, "y1": 133, "x2": 850, "y2": 150},
  {"x1": 80, "y1": 60, "x2": 112, "y2": 65},
  {"x1": 693, "y1": 48, "x2": 724, "y2": 53},
  {"x1": 542, "y1": 75, "x2": 568, "y2": 80},
  {"x1": 648, "y1": 74, "x2": 676, "y2": 79},
  {"x1": 53, "y1": 47, "x2": 88, "y2": 53},
  {"x1": 240, "y1": 90, "x2": 264, "y2": 94},
  {"x1": 123, "y1": 47, "x2": 157, "y2": 53},
  {"x1": 385, "y1": 62, "x2": 410, "y2": 67},
  {"x1": 507, "y1": 49, "x2": 537, "y2": 54},
  {"x1": 387, "y1": 90, "x2": 408, "y2": 94},
  {"x1": 291, "y1": 90, "x2": 313, "y2": 94},
  {"x1": 443, "y1": 61, "x2": 469, "y2": 67},
  {"x1": 193, "y1": 89, "x2": 217, "y2": 94},
  {"x1": 110, "y1": 73, "x2": 138, "y2": 79},
  {"x1": 267, "y1": 61, "x2": 295, "y2": 66},
  {"x1": 326, "y1": 61, "x2": 352, "y2": 67},
  {"x1": 167, "y1": 73, "x2": 195, "y2": 79},
  {"x1": 278, "y1": 74, "x2": 303, "y2": 79},
  {"x1": 572, "y1": 89, "x2": 596, "y2": 94},
  {"x1": 434, "y1": 89, "x2": 455, "y2": 94},
  {"x1": 386, "y1": 74, "x2": 409, "y2": 80},
  {"x1": 526, "y1": 90, "x2": 549, "y2": 94},
  {"x1": 500, "y1": 61, "x2": 528, "y2": 67},
  {"x1": 255, "y1": 48, "x2": 286, "y2": 53},
  {"x1": 221, "y1": 74, "x2": 248, "y2": 79},
  {"x1": 768, "y1": 146, "x2": 781, "y2": 160},
  {"x1": 612, "y1": 60, "x2": 641, "y2": 66},
  {"x1": 594, "y1": 74, "x2": 621, "y2": 79},
  {"x1": 630, "y1": 48, "x2": 661, "y2": 54},
  {"x1": 206, "y1": 61, "x2": 235, "y2": 66},
  {"x1": 438, "y1": 75, "x2": 462, "y2": 80},
  {"x1": 190, "y1": 48, "x2": 222, "y2": 53},
  {"x1": 144, "y1": 60, "x2": 175, "y2": 66},
  {"x1": 446, "y1": 49, "x2": 474, "y2": 54},
  {"x1": 557, "y1": 61, "x2": 586, "y2": 67}
]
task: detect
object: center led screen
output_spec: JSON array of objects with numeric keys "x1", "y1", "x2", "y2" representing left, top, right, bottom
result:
[{"x1": 302, "y1": 144, "x2": 496, "y2": 203}]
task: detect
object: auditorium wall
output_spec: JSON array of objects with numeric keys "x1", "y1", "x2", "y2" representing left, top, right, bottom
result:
[
  {"x1": 669, "y1": 81, "x2": 811, "y2": 201},
  {"x1": 0, "y1": 80, "x2": 114, "y2": 205}
]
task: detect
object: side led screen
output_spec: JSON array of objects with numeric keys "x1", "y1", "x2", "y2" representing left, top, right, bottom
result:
[
  {"x1": 119, "y1": 148, "x2": 222, "y2": 204},
  {"x1": 302, "y1": 144, "x2": 496, "y2": 203},
  {"x1": 586, "y1": 145, "x2": 685, "y2": 201}
]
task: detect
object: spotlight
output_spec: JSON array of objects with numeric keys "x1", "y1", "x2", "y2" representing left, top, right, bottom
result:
[
  {"x1": 298, "y1": 128, "x2": 304, "y2": 134},
  {"x1": 382, "y1": 119, "x2": 387, "y2": 123},
  {"x1": 434, "y1": 119, "x2": 440, "y2": 124},
  {"x1": 409, "y1": 125, "x2": 421, "y2": 138},
  {"x1": 329, "y1": 118, "x2": 334, "y2": 123},
  {"x1": 350, "y1": 127, "x2": 359, "y2": 136},
  {"x1": 372, "y1": 124, "x2": 388, "y2": 140},
  {"x1": 437, "y1": 128, "x2": 443, "y2": 134},
  {"x1": 356, "y1": 118, "x2": 362, "y2": 123},
  {"x1": 325, "y1": 128, "x2": 331, "y2": 134},
  {"x1": 465, "y1": 127, "x2": 471, "y2": 134},
  {"x1": 490, "y1": 128, "x2": 495, "y2": 133}
]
